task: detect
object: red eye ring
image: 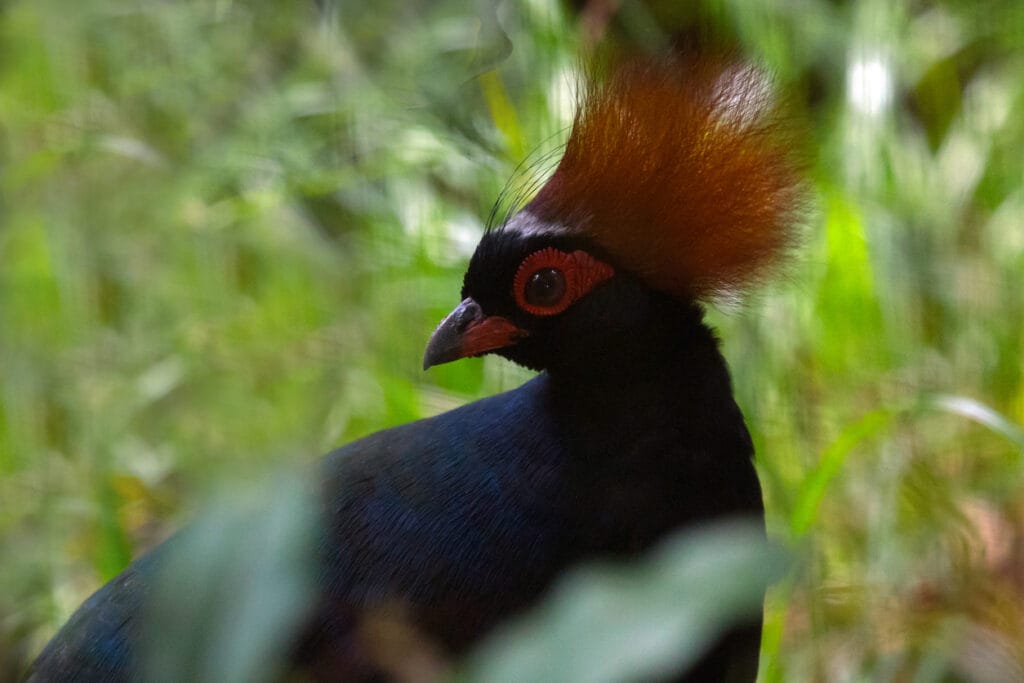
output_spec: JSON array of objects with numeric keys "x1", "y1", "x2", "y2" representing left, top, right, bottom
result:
[{"x1": 512, "y1": 248, "x2": 615, "y2": 316}]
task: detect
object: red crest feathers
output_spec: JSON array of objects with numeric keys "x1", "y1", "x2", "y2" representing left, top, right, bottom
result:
[{"x1": 526, "y1": 54, "x2": 807, "y2": 300}]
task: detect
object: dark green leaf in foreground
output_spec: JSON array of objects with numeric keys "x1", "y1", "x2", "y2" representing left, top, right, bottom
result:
[
  {"x1": 461, "y1": 519, "x2": 788, "y2": 683},
  {"x1": 140, "y1": 474, "x2": 318, "y2": 683}
]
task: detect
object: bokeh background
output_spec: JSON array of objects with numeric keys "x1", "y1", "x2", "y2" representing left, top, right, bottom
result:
[{"x1": 2, "y1": 0, "x2": 1023, "y2": 681}]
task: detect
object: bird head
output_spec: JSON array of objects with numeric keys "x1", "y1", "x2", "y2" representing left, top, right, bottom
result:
[
  {"x1": 423, "y1": 224, "x2": 632, "y2": 372},
  {"x1": 424, "y1": 54, "x2": 806, "y2": 373}
]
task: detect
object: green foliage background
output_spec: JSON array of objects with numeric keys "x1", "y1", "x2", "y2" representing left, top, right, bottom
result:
[{"x1": 1, "y1": 0, "x2": 1023, "y2": 680}]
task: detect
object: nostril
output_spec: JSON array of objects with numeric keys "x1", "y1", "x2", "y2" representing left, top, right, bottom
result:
[{"x1": 455, "y1": 300, "x2": 482, "y2": 331}]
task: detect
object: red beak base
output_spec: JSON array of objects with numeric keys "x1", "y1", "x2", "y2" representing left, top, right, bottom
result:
[{"x1": 423, "y1": 298, "x2": 526, "y2": 370}]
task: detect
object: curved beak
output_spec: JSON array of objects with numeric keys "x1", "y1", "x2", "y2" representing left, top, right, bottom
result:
[{"x1": 423, "y1": 298, "x2": 527, "y2": 370}]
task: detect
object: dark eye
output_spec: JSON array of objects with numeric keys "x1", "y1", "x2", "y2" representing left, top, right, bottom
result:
[
  {"x1": 512, "y1": 248, "x2": 614, "y2": 316},
  {"x1": 524, "y1": 268, "x2": 566, "y2": 308}
]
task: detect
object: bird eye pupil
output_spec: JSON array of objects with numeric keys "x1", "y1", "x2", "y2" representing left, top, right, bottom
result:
[{"x1": 524, "y1": 268, "x2": 566, "y2": 308}]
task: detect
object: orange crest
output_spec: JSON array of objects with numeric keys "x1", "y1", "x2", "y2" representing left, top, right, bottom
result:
[{"x1": 526, "y1": 54, "x2": 808, "y2": 300}]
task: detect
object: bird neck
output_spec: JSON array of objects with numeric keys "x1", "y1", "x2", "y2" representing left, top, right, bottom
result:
[
  {"x1": 539, "y1": 294, "x2": 761, "y2": 548},
  {"x1": 538, "y1": 293, "x2": 749, "y2": 467}
]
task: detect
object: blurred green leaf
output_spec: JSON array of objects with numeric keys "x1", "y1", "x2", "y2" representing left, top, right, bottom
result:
[
  {"x1": 926, "y1": 394, "x2": 1024, "y2": 451},
  {"x1": 141, "y1": 473, "x2": 317, "y2": 683},
  {"x1": 789, "y1": 407, "x2": 896, "y2": 538},
  {"x1": 460, "y1": 520, "x2": 786, "y2": 683}
]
